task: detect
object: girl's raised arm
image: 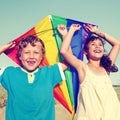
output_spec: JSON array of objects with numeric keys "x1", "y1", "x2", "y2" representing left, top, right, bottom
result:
[{"x1": 84, "y1": 24, "x2": 120, "y2": 65}]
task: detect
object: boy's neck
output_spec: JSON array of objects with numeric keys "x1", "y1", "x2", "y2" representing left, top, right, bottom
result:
[{"x1": 21, "y1": 67, "x2": 38, "y2": 74}]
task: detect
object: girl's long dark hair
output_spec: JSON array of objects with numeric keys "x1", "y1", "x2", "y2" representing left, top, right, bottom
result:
[
  {"x1": 84, "y1": 35, "x2": 118, "y2": 72},
  {"x1": 100, "y1": 55, "x2": 118, "y2": 72}
]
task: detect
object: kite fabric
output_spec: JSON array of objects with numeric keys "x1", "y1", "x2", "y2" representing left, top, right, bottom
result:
[{"x1": 4, "y1": 15, "x2": 96, "y2": 116}]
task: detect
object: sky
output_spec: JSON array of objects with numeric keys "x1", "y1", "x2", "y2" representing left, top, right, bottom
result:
[{"x1": 0, "y1": 0, "x2": 120, "y2": 85}]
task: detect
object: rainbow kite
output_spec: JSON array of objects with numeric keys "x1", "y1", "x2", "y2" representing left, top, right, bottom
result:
[{"x1": 4, "y1": 15, "x2": 95, "y2": 116}]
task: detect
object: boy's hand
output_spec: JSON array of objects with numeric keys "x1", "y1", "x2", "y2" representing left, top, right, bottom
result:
[
  {"x1": 7, "y1": 41, "x2": 16, "y2": 49},
  {"x1": 0, "y1": 41, "x2": 16, "y2": 54}
]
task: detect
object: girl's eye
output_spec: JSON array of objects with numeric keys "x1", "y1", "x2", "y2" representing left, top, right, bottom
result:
[
  {"x1": 99, "y1": 44, "x2": 103, "y2": 46},
  {"x1": 91, "y1": 43, "x2": 95, "y2": 46}
]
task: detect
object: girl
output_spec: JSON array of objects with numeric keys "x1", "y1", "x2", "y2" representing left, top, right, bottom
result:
[{"x1": 58, "y1": 24, "x2": 120, "y2": 120}]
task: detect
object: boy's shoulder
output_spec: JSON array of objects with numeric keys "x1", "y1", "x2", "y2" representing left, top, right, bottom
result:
[
  {"x1": 0, "y1": 66, "x2": 20, "y2": 74},
  {"x1": 3, "y1": 66, "x2": 20, "y2": 70},
  {"x1": 39, "y1": 64, "x2": 58, "y2": 70}
]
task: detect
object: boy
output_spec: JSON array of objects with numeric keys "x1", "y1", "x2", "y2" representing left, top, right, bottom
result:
[{"x1": 0, "y1": 35, "x2": 67, "y2": 120}]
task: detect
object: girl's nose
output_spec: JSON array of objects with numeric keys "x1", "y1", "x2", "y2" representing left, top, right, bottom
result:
[{"x1": 95, "y1": 44, "x2": 99, "y2": 48}]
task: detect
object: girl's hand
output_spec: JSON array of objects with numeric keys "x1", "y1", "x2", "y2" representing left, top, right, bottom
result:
[
  {"x1": 84, "y1": 24, "x2": 98, "y2": 33},
  {"x1": 58, "y1": 24, "x2": 81, "y2": 36},
  {"x1": 57, "y1": 24, "x2": 68, "y2": 36},
  {"x1": 70, "y1": 24, "x2": 81, "y2": 32}
]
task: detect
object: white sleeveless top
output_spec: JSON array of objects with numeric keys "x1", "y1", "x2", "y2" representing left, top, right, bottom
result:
[{"x1": 74, "y1": 65, "x2": 120, "y2": 120}]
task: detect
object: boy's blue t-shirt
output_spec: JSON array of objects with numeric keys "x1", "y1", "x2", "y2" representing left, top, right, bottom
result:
[{"x1": 0, "y1": 64, "x2": 64, "y2": 120}]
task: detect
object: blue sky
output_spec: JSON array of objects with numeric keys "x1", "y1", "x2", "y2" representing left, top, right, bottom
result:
[{"x1": 0, "y1": 0, "x2": 120, "y2": 85}]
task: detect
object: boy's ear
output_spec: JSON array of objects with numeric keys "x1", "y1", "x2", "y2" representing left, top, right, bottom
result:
[
  {"x1": 19, "y1": 56, "x2": 22, "y2": 61},
  {"x1": 41, "y1": 54, "x2": 45, "y2": 60}
]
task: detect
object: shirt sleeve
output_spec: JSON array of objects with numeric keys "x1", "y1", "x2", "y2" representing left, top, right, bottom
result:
[
  {"x1": 58, "y1": 63, "x2": 65, "y2": 81},
  {"x1": 0, "y1": 67, "x2": 6, "y2": 83},
  {"x1": 51, "y1": 63, "x2": 65, "y2": 88}
]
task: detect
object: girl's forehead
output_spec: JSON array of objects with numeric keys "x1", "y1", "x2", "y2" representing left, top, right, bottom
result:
[{"x1": 89, "y1": 39, "x2": 103, "y2": 43}]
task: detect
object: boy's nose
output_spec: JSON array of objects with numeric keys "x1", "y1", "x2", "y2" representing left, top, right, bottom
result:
[{"x1": 29, "y1": 53, "x2": 34, "y2": 58}]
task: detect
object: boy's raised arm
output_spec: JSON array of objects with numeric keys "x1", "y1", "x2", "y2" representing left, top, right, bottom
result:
[{"x1": 0, "y1": 41, "x2": 15, "y2": 54}]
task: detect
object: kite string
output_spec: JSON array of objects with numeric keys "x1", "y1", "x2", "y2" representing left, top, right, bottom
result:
[
  {"x1": 33, "y1": 27, "x2": 70, "y2": 36},
  {"x1": 34, "y1": 28, "x2": 56, "y2": 35}
]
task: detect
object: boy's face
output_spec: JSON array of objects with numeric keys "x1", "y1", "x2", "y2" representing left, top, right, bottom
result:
[{"x1": 19, "y1": 42, "x2": 43, "y2": 72}]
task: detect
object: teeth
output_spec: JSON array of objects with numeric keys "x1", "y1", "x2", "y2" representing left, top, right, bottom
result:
[
  {"x1": 27, "y1": 61, "x2": 35, "y2": 64},
  {"x1": 94, "y1": 50, "x2": 101, "y2": 53}
]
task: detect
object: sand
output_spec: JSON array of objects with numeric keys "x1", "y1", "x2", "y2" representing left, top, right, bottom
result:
[
  {"x1": 0, "y1": 107, "x2": 5, "y2": 120},
  {"x1": 55, "y1": 100, "x2": 71, "y2": 120}
]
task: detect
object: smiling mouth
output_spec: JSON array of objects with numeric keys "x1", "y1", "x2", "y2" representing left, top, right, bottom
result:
[
  {"x1": 27, "y1": 60, "x2": 36, "y2": 65},
  {"x1": 94, "y1": 50, "x2": 101, "y2": 53}
]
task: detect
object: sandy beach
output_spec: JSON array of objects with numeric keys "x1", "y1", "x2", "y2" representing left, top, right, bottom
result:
[{"x1": 55, "y1": 100, "x2": 71, "y2": 120}]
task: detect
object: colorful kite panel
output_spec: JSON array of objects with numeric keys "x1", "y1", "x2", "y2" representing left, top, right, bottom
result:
[{"x1": 4, "y1": 15, "x2": 95, "y2": 116}]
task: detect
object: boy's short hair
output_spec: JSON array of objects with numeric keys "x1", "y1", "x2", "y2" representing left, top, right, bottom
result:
[{"x1": 17, "y1": 35, "x2": 45, "y2": 58}]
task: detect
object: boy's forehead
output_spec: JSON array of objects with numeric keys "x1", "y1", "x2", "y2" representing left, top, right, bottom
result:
[
  {"x1": 24, "y1": 41, "x2": 42, "y2": 45},
  {"x1": 34, "y1": 41, "x2": 43, "y2": 46},
  {"x1": 21, "y1": 42, "x2": 42, "y2": 49}
]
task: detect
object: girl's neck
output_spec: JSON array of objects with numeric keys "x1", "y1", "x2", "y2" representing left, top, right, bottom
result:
[
  {"x1": 87, "y1": 61, "x2": 108, "y2": 76},
  {"x1": 87, "y1": 60, "x2": 101, "y2": 68}
]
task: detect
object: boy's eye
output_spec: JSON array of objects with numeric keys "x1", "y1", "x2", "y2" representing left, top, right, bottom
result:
[
  {"x1": 34, "y1": 52, "x2": 39, "y2": 54},
  {"x1": 24, "y1": 52, "x2": 30, "y2": 54}
]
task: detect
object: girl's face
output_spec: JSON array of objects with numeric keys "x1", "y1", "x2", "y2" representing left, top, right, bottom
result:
[
  {"x1": 19, "y1": 42, "x2": 43, "y2": 72},
  {"x1": 86, "y1": 39, "x2": 104, "y2": 60}
]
